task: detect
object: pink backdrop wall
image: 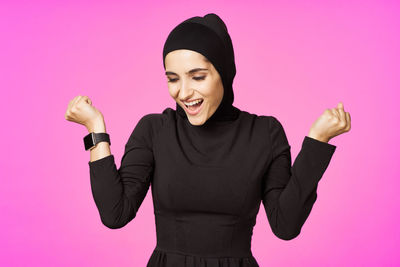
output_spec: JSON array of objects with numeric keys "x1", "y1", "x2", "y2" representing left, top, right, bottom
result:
[{"x1": 1, "y1": 0, "x2": 399, "y2": 266}]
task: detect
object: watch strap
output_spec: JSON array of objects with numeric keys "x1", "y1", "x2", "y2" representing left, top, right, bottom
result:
[{"x1": 84, "y1": 132, "x2": 111, "y2": 151}]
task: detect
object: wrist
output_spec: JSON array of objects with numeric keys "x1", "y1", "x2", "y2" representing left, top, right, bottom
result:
[
  {"x1": 86, "y1": 118, "x2": 106, "y2": 133},
  {"x1": 307, "y1": 132, "x2": 330, "y2": 143}
]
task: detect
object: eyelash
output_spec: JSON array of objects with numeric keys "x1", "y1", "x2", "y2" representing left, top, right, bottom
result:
[{"x1": 167, "y1": 76, "x2": 206, "y2": 83}]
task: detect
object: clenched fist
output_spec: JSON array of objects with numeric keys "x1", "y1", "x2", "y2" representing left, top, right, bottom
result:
[
  {"x1": 308, "y1": 102, "x2": 351, "y2": 143},
  {"x1": 65, "y1": 95, "x2": 104, "y2": 130}
]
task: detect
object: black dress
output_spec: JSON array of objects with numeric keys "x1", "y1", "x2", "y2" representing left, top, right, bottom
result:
[{"x1": 88, "y1": 106, "x2": 336, "y2": 267}]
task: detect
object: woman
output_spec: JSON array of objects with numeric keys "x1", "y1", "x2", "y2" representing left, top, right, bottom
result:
[{"x1": 65, "y1": 13, "x2": 351, "y2": 267}]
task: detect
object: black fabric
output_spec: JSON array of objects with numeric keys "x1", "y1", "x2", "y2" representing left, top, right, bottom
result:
[
  {"x1": 162, "y1": 13, "x2": 239, "y2": 123},
  {"x1": 88, "y1": 108, "x2": 337, "y2": 267}
]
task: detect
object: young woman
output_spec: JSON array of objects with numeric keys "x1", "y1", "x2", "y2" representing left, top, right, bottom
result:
[{"x1": 65, "y1": 13, "x2": 351, "y2": 267}]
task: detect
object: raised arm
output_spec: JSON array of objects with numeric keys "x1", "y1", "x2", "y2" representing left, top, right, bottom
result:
[
  {"x1": 262, "y1": 116, "x2": 336, "y2": 240},
  {"x1": 88, "y1": 115, "x2": 154, "y2": 229}
]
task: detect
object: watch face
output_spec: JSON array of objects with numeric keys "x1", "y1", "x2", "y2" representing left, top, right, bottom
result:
[{"x1": 84, "y1": 133, "x2": 95, "y2": 150}]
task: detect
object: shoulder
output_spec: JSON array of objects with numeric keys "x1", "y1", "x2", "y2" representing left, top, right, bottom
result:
[
  {"x1": 239, "y1": 111, "x2": 288, "y2": 145},
  {"x1": 246, "y1": 113, "x2": 290, "y2": 158},
  {"x1": 126, "y1": 108, "x2": 174, "y2": 149},
  {"x1": 238, "y1": 110, "x2": 283, "y2": 131},
  {"x1": 266, "y1": 115, "x2": 285, "y2": 131},
  {"x1": 134, "y1": 107, "x2": 176, "y2": 129},
  {"x1": 234, "y1": 110, "x2": 280, "y2": 144},
  {"x1": 237, "y1": 109, "x2": 266, "y2": 123}
]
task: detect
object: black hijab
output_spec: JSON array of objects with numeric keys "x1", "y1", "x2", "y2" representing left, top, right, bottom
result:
[{"x1": 162, "y1": 13, "x2": 240, "y2": 123}]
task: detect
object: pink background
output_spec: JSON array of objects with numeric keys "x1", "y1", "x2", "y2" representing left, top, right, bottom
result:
[{"x1": 1, "y1": 0, "x2": 399, "y2": 266}]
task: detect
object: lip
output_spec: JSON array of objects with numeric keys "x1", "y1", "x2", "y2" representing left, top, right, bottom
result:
[
  {"x1": 182, "y1": 98, "x2": 203, "y2": 104},
  {"x1": 183, "y1": 99, "x2": 204, "y2": 116}
]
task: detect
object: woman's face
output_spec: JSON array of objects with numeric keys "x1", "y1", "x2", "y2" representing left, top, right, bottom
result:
[{"x1": 164, "y1": 49, "x2": 224, "y2": 126}]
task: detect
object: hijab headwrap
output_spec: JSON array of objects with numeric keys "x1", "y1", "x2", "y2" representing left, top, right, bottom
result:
[{"x1": 162, "y1": 13, "x2": 240, "y2": 123}]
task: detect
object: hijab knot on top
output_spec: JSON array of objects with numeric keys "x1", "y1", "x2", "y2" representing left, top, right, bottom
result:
[{"x1": 162, "y1": 13, "x2": 240, "y2": 123}]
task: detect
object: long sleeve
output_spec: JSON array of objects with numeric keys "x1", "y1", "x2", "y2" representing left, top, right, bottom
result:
[
  {"x1": 88, "y1": 115, "x2": 155, "y2": 229},
  {"x1": 262, "y1": 116, "x2": 336, "y2": 240}
]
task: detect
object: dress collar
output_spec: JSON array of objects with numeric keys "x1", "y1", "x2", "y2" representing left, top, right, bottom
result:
[{"x1": 176, "y1": 100, "x2": 240, "y2": 125}]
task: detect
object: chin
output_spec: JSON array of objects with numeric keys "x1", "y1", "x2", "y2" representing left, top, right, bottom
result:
[
  {"x1": 188, "y1": 118, "x2": 204, "y2": 126},
  {"x1": 188, "y1": 115, "x2": 207, "y2": 126}
]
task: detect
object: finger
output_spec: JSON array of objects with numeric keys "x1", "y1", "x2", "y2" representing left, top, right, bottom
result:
[
  {"x1": 325, "y1": 108, "x2": 334, "y2": 117},
  {"x1": 81, "y1": 95, "x2": 90, "y2": 105},
  {"x1": 67, "y1": 97, "x2": 74, "y2": 110},
  {"x1": 336, "y1": 102, "x2": 346, "y2": 122},
  {"x1": 344, "y1": 112, "x2": 350, "y2": 131},
  {"x1": 72, "y1": 95, "x2": 82, "y2": 107},
  {"x1": 343, "y1": 110, "x2": 348, "y2": 126},
  {"x1": 330, "y1": 108, "x2": 340, "y2": 119},
  {"x1": 68, "y1": 95, "x2": 79, "y2": 109},
  {"x1": 66, "y1": 96, "x2": 81, "y2": 119},
  {"x1": 331, "y1": 108, "x2": 344, "y2": 128},
  {"x1": 75, "y1": 95, "x2": 85, "y2": 106}
]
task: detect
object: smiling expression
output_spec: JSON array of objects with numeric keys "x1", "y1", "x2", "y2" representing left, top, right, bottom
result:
[{"x1": 164, "y1": 49, "x2": 224, "y2": 126}]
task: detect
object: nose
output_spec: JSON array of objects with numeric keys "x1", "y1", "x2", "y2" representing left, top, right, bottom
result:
[{"x1": 178, "y1": 78, "x2": 194, "y2": 100}]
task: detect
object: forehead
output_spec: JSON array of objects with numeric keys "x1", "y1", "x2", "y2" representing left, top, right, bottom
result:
[{"x1": 165, "y1": 49, "x2": 209, "y2": 68}]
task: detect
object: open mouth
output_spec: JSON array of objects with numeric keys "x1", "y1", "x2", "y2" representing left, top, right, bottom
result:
[
  {"x1": 184, "y1": 99, "x2": 204, "y2": 109},
  {"x1": 183, "y1": 99, "x2": 204, "y2": 115}
]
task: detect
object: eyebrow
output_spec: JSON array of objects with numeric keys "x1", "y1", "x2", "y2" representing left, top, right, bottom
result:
[{"x1": 165, "y1": 68, "x2": 209, "y2": 76}]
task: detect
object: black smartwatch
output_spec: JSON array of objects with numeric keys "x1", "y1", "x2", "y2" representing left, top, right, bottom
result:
[{"x1": 84, "y1": 132, "x2": 111, "y2": 151}]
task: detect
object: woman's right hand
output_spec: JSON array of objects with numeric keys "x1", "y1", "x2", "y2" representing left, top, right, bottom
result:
[{"x1": 65, "y1": 95, "x2": 104, "y2": 130}]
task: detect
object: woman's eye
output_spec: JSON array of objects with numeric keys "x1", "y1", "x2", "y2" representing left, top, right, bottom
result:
[{"x1": 168, "y1": 76, "x2": 205, "y2": 83}]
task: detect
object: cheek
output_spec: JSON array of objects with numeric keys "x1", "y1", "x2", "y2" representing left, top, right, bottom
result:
[
  {"x1": 200, "y1": 80, "x2": 216, "y2": 97},
  {"x1": 207, "y1": 82, "x2": 223, "y2": 103},
  {"x1": 168, "y1": 85, "x2": 178, "y2": 98}
]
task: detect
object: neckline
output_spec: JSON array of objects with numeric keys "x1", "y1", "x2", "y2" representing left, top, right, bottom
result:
[
  {"x1": 176, "y1": 102, "x2": 241, "y2": 127},
  {"x1": 176, "y1": 102, "x2": 240, "y2": 123}
]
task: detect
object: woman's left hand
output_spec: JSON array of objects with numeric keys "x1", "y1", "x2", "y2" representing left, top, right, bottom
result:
[{"x1": 308, "y1": 102, "x2": 351, "y2": 143}]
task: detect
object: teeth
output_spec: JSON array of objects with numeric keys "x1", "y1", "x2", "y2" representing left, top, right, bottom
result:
[{"x1": 184, "y1": 99, "x2": 203, "y2": 106}]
